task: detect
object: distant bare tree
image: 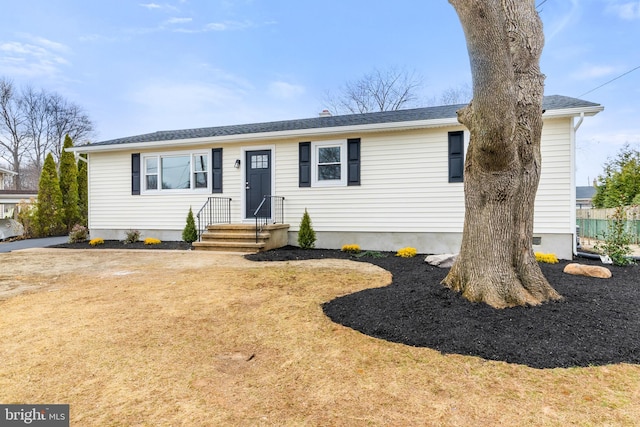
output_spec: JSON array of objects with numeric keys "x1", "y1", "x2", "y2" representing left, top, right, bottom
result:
[
  {"x1": 324, "y1": 67, "x2": 424, "y2": 114},
  {"x1": 439, "y1": 83, "x2": 472, "y2": 105},
  {"x1": 46, "y1": 92, "x2": 94, "y2": 162},
  {"x1": 22, "y1": 86, "x2": 51, "y2": 172},
  {"x1": 0, "y1": 78, "x2": 28, "y2": 190},
  {"x1": 0, "y1": 77, "x2": 94, "y2": 189}
]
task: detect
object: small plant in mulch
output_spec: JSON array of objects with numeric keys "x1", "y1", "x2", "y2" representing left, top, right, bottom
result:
[
  {"x1": 68, "y1": 224, "x2": 89, "y2": 243},
  {"x1": 89, "y1": 237, "x2": 104, "y2": 246},
  {"x1": 354, "y1": 250, "x2": 387, "y2": 259},
  {"x1": 144, "y1": 238, "x2": 162, "y2": 245},
  {"x1": 341, "y1": 244, "x2": 361, "y2": 254},
  {"x1": 535, "y1": 252, "x2": 559, "y2": 264},
  {"x1": 395, "y1": 247, "x2": 417, "y2": 258},
  {"x1": 124, "y1": 229, "x2": 141, "y2": 244},
  {"x1": 182, "y1": 206, "x2": 198, "y2": 244},
  {"x1": 297, "y1": 209, "x2": 316, "y2": 249}
]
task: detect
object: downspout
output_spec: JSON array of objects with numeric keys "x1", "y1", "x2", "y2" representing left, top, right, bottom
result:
[
  {"x1": 571, "y1": 112, "x2": 585, "y2": 256},
  {"x1": 574, "y1": 112, "x2": 585, "y2": 132}
]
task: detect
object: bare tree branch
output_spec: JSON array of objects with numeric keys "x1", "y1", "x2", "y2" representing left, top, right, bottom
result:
[{"x1": 324, "y1": 66, "x2": 424, "y2": 115}]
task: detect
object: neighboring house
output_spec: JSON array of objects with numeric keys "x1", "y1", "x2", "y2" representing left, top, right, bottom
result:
[
  {"x1": 70, "y1": 95, "x2": 603, "y2": 259},
  {"x1": 576, "y1": 185, "x2": 597, "y2": 209},
  {"x1": 0, "y1": 166, "x2": 14, "y2": 190},
  {"x1": 0, "y1": 167, "x2": 31, "y2": 219}
]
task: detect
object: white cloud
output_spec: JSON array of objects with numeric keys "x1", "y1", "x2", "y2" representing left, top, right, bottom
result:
[
  {"x1": 268, "y1": 81, "x2": 305, "y2": 99},
  {"x1": 140, "y1": 3, "x2": 162, "y2": 9},
  {"x1": 571, "y1": 64, "x2": 616, "y2": 80},
  {"x1": 0, "y1": 35, "x2": 71, "y2": 78},
  {"x1": 204, "y1": 20, "x2": 253, "y2": 31},
  {"x1": 139, "y1": 3, "x2": 179, "y2": 12},
  {"x1": 166, "y1": 17, "x2": 192, "y2": 25},
  {"x1": 606, "y1": 1, "x2": 640, "y2": 20}
]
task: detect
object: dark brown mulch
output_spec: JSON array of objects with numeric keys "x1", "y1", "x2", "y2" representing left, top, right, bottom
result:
[{"x1": 246, "y1": 246, "x2": 640, "y2": 369}]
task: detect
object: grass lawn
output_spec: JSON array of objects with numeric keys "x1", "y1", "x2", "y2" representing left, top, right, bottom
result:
[{"x1": 1, "y1": 249, "x2": 639, "y2": 426}]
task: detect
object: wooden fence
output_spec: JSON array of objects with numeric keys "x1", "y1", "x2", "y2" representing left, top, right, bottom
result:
[{"x1": 576, "y1": 206, "x2": 640, "y2": 244}]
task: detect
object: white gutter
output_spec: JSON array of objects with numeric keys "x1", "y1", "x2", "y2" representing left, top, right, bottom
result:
[{"x1": 67, "y1": 105, "x2": 605, "y2": 154}]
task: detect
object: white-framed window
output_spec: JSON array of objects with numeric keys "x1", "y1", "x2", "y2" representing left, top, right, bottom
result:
[
  {"x1": 142, "y1": 152, "x2": 209, "y2": 192},
  {"x1": 312, "y1": 140, "x2": 347, "y2": 186}
]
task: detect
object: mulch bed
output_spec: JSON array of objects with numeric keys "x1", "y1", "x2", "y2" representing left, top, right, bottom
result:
[
  {"x1": 246, "y1": 246, "x2": 640, "y2": 369},
  {"x1": 50, "y1": 241, "x2": 639, "y2": 369}
]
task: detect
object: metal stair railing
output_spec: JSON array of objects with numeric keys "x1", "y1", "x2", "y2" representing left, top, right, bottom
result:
[
  {"x1": 196, "y1": 197, "x2": 232, "y2": 241},
  {"x1": 253, "y1": 195, "x2": 285, "y2": 243}
]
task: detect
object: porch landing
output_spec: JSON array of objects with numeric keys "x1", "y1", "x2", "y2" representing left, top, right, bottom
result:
[{"x1": 192, "y1": 223, "x2": 290, "y2": 253}]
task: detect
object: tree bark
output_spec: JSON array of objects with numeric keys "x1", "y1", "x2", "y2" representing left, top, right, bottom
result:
[{"x1": 443, "y1": 0, "x2": 562, "y2": 308}]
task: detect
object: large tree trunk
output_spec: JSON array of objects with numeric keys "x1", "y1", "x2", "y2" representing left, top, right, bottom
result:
[{"x1": 442, "y1": 0, "x2": 562, "y2": 308}]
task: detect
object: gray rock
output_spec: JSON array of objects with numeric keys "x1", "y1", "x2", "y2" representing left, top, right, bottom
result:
[{"x1": 425, "y1": 253, "x2": 458, "y2": 268}]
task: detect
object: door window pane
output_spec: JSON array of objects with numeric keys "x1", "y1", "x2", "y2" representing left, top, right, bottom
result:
[{"x1": 251, "y1": 154, "x2": 268, "y2": 169}]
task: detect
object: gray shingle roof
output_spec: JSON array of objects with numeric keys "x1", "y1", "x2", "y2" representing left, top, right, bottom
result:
[
  {"x1": 576, "y1": 186, "x2": 597, "y2": 200},
  {"x1": 91, "y1": 95, "x2": 601, "y2": 147}
]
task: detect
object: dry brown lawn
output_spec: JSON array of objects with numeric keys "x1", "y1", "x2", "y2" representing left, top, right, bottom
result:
[{"x1": 1, "y1": 248, "x2": 639, "y2": 426}]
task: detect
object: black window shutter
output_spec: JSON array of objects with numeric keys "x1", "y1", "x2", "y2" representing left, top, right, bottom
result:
[
  {"x1": 212, "y1": 148, "x2": 222, "y2": 193},
  {"x1": 347, "y1": 138, "x2": 361, "y2": 186},
  {"x1": 131, "y1": 153, "x2": 140, "y2": 195},
  {"x1": 299, "y1": 142, "x2": 311, "y2": 187},
  {"x1": 448, "y1": 131, "x2": 464, "y2": 183}
]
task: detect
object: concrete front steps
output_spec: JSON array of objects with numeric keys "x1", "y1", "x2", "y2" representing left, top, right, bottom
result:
[{"x1": 192, "y1": 223, "x2": 290, "y2": 253}]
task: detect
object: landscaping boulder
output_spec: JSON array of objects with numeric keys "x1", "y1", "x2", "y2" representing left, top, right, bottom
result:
[
  {"x1": 0, "y1": 219, "x2": 24, "y2": 241},
  {"x1": 425, "y1": 253, "x2": 458, "y2": 268},
  {"x1": 563, "y1": 263, "x2": 612, "y2": 279}
]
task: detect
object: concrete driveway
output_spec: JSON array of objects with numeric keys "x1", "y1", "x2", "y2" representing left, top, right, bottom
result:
[{"x1": 0, "y1": 236, "x2": 68, "y2": 253}]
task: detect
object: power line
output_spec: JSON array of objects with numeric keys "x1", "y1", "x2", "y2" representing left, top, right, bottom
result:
[
  {"x1": 578, "y1": 65, "x2": 640, "y2": 98},
  {"x1": 536, "y1": 0, "x2": 549, "y2": 8}
]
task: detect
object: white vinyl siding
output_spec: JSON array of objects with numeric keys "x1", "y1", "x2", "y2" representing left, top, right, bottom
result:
[
  {"x1": 88, "y1": 148, "x2": 244, "y2": 233},
  {"x1": 87, "y1": 117, "x2": 573, "y2": 240},
  {"x1": 534, "y1": 118, "x2": 574, "y2": 234}
]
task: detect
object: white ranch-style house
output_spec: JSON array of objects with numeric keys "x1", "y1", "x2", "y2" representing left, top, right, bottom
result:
[{"x1": 70, "y1": 95, "x2": 603, "y2": 259}]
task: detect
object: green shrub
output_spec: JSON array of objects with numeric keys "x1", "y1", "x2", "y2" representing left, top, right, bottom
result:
[
  {"x1": 60, "y1": 135, "x2": 80, "y2": 232},
  {"x1": 33, "y1": 153, "x2": 64, "y2": 237},
  {"x1": 354, "y1": 250, "x2": 386, "y2": 259},
  {"x1": 124, "y1": 229, "x2": 140, "y2": 244},
  {"x1": 182, "y1": 206, "x2": 198, "y2": 243},
  {"x1": 297, "y1": 209, "x2": 316, "y2": 249},
  {"x1": 594, "y1": 204, "x2": 635, "y2": 266},
  {"x1": 16, "y1": 199, "x2": 36, "y2": 238},
  {"x1": 68, "y1": 224, "x2": 89, "y2": 243}
]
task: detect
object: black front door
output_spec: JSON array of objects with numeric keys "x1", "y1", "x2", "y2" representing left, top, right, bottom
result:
[{"x1": 245, "y1": 150, "x2": 272, "y2": 218}]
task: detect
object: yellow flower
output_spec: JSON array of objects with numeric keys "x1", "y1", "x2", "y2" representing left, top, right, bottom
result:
[
  {"x1": 535, "y1": 252, "x2": 559, "y2": 264},
  {"x1": 144, "y1": 238, "x2": 162, "y2": 245},
  {"x1": 396, "y1": 247, "x2": 417, "y2": 258},
  {"x1": 89, "y1": 238, "x2": 104, "y2": 246},
  {"x1": 341, "y1": 244, "x2": 361, "y2": 253}
]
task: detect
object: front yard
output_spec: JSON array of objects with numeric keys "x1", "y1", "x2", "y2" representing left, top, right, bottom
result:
[{"x1": 1, "y1": 249, "x2": 638, "y2": 426}]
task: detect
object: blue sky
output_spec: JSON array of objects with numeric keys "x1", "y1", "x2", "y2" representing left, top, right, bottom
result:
[{"x1": 1, "y1": 1, "x2": 639, "y2": 186}]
